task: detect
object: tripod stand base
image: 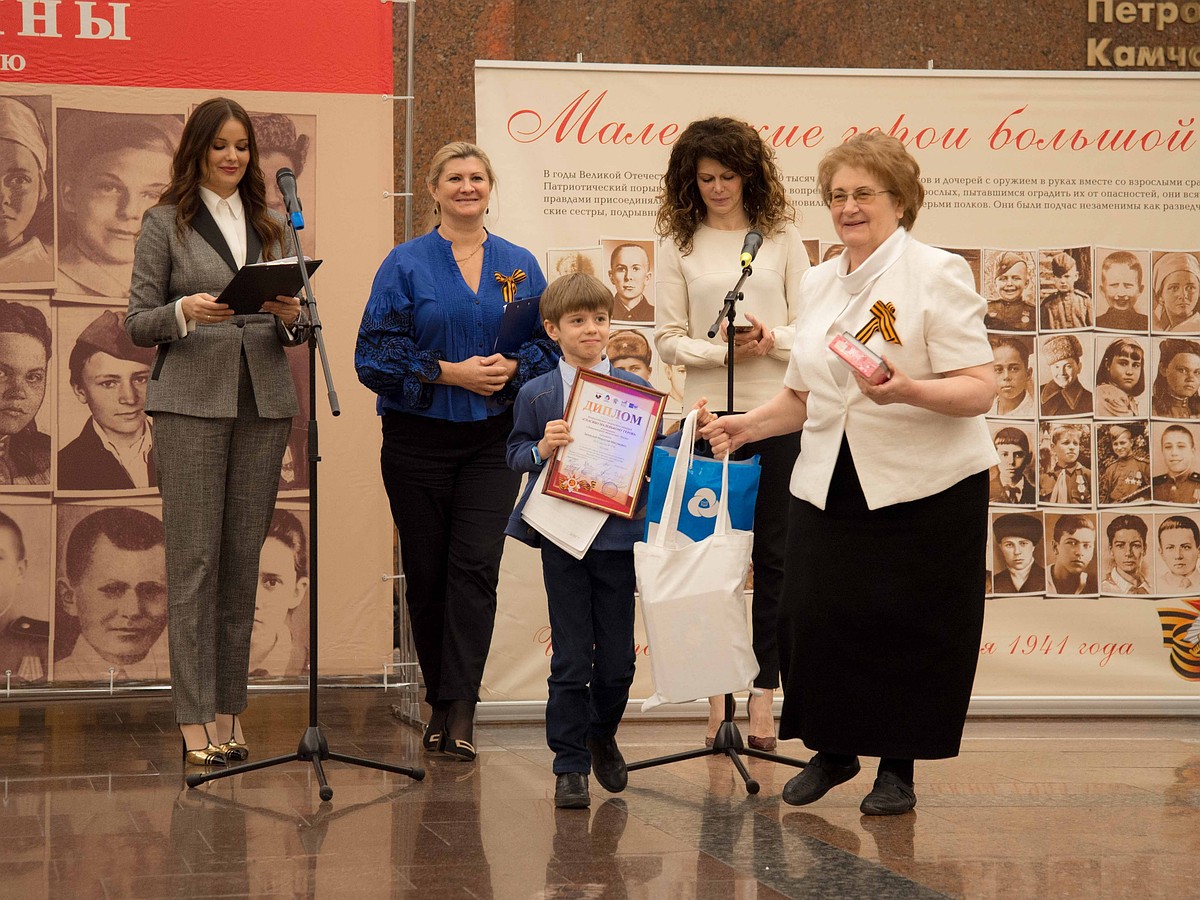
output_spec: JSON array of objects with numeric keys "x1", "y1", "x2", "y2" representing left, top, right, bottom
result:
[
  {"x1": 184, "y1": 725, "x2": 424, "y2": 800},
  {"x1": 626, "y1": 700, "x2": 806, "y2": 795}
]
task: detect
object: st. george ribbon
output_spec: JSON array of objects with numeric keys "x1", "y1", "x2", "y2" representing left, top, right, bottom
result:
[{"x1": 276, "y1": 167, "x2": 305, "y2": 230}]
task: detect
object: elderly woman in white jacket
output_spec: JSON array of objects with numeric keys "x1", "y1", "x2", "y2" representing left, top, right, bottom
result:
[{"x1": 702, "y1": 131, "x2": 996, "y2": 817}]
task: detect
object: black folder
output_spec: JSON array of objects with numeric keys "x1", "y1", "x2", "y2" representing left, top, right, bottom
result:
[
  {"x1": 494, "y1": 293, "x2": 543, "y2": 354},
  {"x1": 217, "y1": 258, "x2": 322, "y2": 315}
]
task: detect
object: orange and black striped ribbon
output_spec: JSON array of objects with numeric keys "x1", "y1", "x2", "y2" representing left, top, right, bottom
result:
[
  {"x1": 495, "y1": 269, "x2": 527, "y2": 304},
  {"x1": 1157, "y1": 603, "x2": 1200, "y2": 680},
  {"x1": 855, "y1": 300, "x2": 902, "y2": 346}
]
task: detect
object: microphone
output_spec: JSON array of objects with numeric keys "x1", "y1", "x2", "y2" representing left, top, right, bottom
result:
[
  {"x1": 275, "y1": 167, "x2": 305, "y2": 230},
  {"x1": 739, "y1": 230, "x2": 763, "y2": 268}
]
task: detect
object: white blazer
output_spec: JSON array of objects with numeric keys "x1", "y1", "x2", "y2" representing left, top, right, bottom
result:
[{"x1": 784, "y1": 229, "x2": 998, "y2": 510}]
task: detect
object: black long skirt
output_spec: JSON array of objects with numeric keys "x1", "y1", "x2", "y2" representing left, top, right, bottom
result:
[{"x1": 777, "y1": 437, "x2": 989, "y2": 760}]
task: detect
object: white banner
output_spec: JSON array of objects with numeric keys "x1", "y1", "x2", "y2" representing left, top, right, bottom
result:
[{"x1": 478, "y1": 63, "x2": 1200, "y2": 707}]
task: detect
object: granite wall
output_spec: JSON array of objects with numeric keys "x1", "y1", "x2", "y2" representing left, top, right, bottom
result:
[{"x1": 390, "y1": 0, "x2": 1183, "y2": 238}]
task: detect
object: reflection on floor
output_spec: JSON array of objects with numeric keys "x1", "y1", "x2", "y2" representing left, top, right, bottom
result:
[{"x1": 0, "y1": 691, "x2": 1197, "y2": 899}]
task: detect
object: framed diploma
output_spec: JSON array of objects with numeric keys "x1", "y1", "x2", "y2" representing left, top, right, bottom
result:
[{"x1": 543, "y1": 368, "x2": 667, "y2": 518}]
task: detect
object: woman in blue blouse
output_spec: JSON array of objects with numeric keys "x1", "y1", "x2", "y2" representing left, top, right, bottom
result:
[{"x1": 356, "y1": 142, "x2": 556, "y2": 761}]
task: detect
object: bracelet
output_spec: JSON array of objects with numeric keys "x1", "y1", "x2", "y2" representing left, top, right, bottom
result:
[{"x1": 531, "y1": 444, "x2": 544, "y2": 466}]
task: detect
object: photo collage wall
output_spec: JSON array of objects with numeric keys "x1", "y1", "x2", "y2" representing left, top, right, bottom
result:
[
  {"x1": 0, "y1": 95, "x2": 315, "y2": 685},
  {"x1": 976, "y1": 244, "x2": 1200, "y2": 606}
]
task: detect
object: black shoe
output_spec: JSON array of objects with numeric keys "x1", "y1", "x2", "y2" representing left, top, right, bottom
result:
[
  {"x1": 554, "y1": 772, "x2": 590, "y2": 809},
  {"x1": 859, "y1": 771, "x2": 916, "y2": 816},
  {"x1": 422, "y1": 702, "x2": 449, "y2": 752},
  {"x1": 439, "y1": 700, "x2": 477, "y2": 762},
  {"x1": 587, "y1": 733, "x2": 628, "y2": 793},
  {"x1": 782, "y1": 753, "x2": 861, "y2": 806}
]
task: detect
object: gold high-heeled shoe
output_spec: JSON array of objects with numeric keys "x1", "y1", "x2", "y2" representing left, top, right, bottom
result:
[
  {"x1": 219, "y1": 716, "x2": 249, "y2": 762},
  {"x1": 181, "y1": 729, "x2": 226, "y2": 767},
  {"x1": 220, "y1": 738, "x2": 249, "y2": 762}
]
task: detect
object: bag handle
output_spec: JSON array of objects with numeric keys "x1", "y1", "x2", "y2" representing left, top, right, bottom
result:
[{"x1": 654, "y1": 409, "x2": 734, "y2": 547}]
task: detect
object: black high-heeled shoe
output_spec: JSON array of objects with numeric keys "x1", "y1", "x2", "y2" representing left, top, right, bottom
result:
[
  {"x1": 181, "y1": 726, "x2": 226, "y2": 767},
  {"x1": 438, "y1": 699, "x2": 477, "y2": 762},
  {"x1": 422, "y1": 702, "x2": 449, "y2": 752}
]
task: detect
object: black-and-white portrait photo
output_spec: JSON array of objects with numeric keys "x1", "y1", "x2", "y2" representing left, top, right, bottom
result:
[
  {"x1": 56, "y1": 307, "x2": 156, "y2": 492},
  {"x1": 0, "y1": 299, "x2": 51, "y2": 488},
  {"x1": 1096, "y1": 422, "x2": 1151, "y2": 505},
  {"x1": 55, "y1": 109, "x2": 182, "y2": 299},
  {"x1": 1094, "y1": 248, "x2": 1150, "y2": 332},
  {"x1": 1100, "y1": 512, "x2": 1152, "y2": 595},
  {"x1": 983, "y1": 249, "x2": 1037, "y2": 332},
  {"x1": 1038, "y1": 421, "x2": 1093, "y2": 506},
  {"x1": 1150, "y1": 336, "x2": 1200, "y2": 419},
  {"x1": 990, "y1": 511, "x2": 1045, "y2": 594},
  {"x1": 1044, "y1": 512, "x2": 1099, "y2": 596},
  {"x1": 53, "y1": 505, "x2": 168, "y2": 682},
  {"x1": 1093, "y1": 335, "x2": 1147, "y2": 419},
  {"x1": 600, "y1": 238, "x2": 655, "y2": 323},
  {"x1": 989, "y1": 422, "x2": 1037, "y2": 506},
  {"x1": 1039, "y1": 247, "x2": 1093, "y2": 331},
  {"x1": 1039, "y1": 333, "x2": 1093, "y2": 418},
  {"x1": 988, "y1": 333, "x2": 1036, "y2": 418},
  {"x1": 0, "y1": 95, "x2": 53, "y2": 288},
  {"x1": 1150, "y1": 250, "x2": 1200, "y2": 334},
  {"x1": 1150, "y1": 421, "x2": 1200, "y2": 504},
  {"x1": 1153, "y1": 511, "x2": 1200, "y2": 594}
]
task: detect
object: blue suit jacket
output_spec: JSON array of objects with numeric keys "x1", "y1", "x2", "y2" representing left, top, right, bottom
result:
[{"x1": 505, "y1": 366, "x2": 680, "y2": 551}]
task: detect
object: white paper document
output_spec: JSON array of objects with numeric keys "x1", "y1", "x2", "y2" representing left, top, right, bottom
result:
[{"x1": 521, "y1": 467, "x2": 608, "y2": 560}]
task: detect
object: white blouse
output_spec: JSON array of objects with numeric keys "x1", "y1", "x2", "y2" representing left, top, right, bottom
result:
[
  {"x1": 655, "y1": 223, "x2": 808, "y2": 412},
  {"x1": 784, "y1": 229, "x2": 998, "y2": 510}
]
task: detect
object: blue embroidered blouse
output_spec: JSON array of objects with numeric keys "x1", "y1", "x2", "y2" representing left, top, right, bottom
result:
[{"x1": 355, "y1": 229, "x2": 558, "y2": 422}]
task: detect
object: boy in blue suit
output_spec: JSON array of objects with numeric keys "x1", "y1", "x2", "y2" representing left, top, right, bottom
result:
[{"x1": 507, "y1": 272, "x2": 703, "y2": 809}]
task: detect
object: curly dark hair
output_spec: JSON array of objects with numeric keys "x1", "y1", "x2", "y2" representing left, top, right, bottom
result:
[
  {"x1": 655, "y1": 117, "x2": 793, "y2": 255},
  {"x1": 157, "y1": 97, "x2": 285, "y2": 259}
]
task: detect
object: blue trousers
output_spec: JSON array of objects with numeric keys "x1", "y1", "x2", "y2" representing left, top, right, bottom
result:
[{"x1": 541, "y1": 541, "x2": 637, "y2": 774}]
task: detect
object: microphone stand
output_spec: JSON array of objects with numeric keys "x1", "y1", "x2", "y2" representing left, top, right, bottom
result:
[
  {"x1": 187, "y1": 210, "x2": 424, "y2": 800},
  {"x1": 628, "y1": 262, "x2": 805, "y2": 794}
]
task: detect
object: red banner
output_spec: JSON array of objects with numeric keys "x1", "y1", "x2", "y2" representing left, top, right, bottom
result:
[{"x1": 0, "y1": 1, "x2": 392, "y2": 94}]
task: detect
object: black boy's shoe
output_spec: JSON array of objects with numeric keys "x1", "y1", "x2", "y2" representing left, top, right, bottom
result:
[
  {"x1": 554, "y1": 772, "x2": 590, "y2": 809},
  {"x1": 587, "y1": 734, "x2": 628, "y2": 793}
]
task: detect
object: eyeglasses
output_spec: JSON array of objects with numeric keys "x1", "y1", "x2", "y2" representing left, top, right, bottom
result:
[{"x1": 825, "y1": 188, "x2": 893, "y2": 208}]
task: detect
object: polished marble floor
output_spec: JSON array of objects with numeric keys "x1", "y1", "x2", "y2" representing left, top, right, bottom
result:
[{"x1": 0, "y1": 691, "x2": 1196, "y2": 899}]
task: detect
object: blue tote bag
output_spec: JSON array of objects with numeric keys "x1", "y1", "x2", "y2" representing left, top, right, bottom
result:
[{"x1": 644, "y1": 431, "x2": 760, "y2": 545}]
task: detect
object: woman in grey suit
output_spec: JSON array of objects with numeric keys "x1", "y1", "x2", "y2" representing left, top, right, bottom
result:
[{"x1": 127, "y1": 97, "x2": 306, "y2": 767}]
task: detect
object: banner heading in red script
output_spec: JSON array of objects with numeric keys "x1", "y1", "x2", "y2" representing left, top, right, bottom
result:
[{"x1": 0, "y1": 1, "x2": 392, "y2": 94}]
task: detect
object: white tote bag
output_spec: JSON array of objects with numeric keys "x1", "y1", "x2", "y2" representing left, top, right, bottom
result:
[{"x1": 634, "y1": 409, "x2": 758, "y2": 711}]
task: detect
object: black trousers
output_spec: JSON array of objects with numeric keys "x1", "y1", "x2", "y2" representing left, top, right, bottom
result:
[
  {"x1": 380, "y1": 410, "x2": 520, "y2": 704},
  {"x1": 735, "y1": 430, "x2": 800, "y2": 690},
  {"x1": 540, "y1": 542, "x2": 637, "y2": 774}
]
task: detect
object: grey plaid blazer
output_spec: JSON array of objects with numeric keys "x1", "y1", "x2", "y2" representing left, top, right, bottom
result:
[{"x1": 126, "y1": 203, "x2": 304, "y2": 420}]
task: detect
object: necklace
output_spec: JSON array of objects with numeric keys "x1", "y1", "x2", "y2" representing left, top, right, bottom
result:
[
  {"x1": 442, "y1": 226, "x2": 486, "y2": 263},
  {"x1": 453, "y1": 239, "x2": 485, "y2": 263}
]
